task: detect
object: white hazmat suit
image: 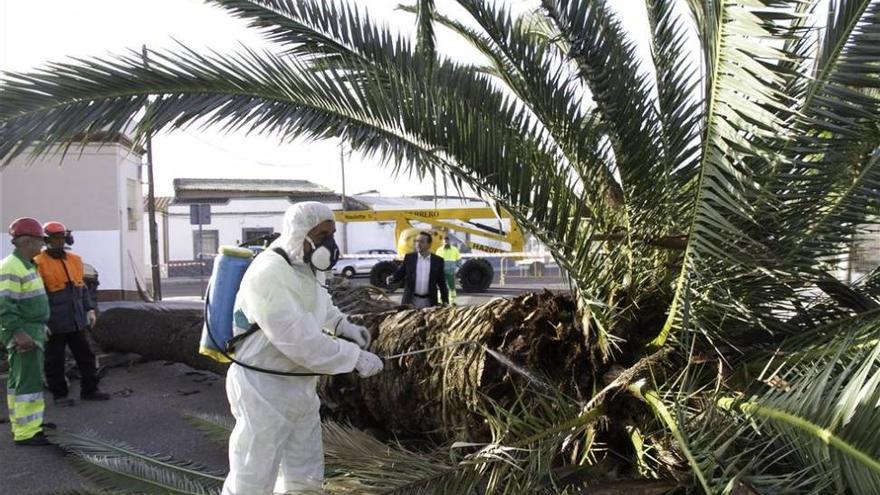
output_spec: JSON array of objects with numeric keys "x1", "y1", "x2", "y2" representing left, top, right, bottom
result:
[{"x1": 222, "y1": 202, "x2": 383, "y2": 495}]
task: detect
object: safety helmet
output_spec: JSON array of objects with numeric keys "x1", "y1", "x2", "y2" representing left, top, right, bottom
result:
[
  {"x1": 8, "y1": 217, "x2": 43, "y2": 239},
  {"x1": 43, "y1": 221, "x2": 68, "y2": 236},
  {"x1": 43, "y1": 221, "x2": 75, "y2": 245}
]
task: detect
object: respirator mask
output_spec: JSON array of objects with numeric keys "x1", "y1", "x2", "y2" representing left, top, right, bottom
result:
[{"x1": 304, "y1": 235, "x2": 340, "y2": 271}]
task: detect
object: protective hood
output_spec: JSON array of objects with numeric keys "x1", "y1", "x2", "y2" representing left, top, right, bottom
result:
[{"x1": 269, "y1": 201, "x2": 335, "y2": 265}]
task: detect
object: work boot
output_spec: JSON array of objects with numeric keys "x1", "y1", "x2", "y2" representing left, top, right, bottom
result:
[
  {"x1": 81, "y1": 390, "x2": 110, "y2": 401},
  {"x1": 14, "y1": 432, "x2": 51, "y2": 446},
  {"x1": 53, "y1": 397, "x2": 76, "y2": 407}
]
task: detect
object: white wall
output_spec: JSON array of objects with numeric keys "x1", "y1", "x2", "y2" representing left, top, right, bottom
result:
[
  {"x1": 158, "y1": 197, "x2": 407, "y2": 263},
  {"x1": 0, "y1": 144, "x2": 144, "y2": 293},
  {"x1": 165, "y1": 198, "x2": 294, "y2": 260},
  {"x1": 155, "y1": 196, "x2": 525, "y2": 268},
  {"x1": 162, "y1": 198, "x2": 344, "y2": 259},
  {"x1": 117, "y1": 149, "x2": 146, "y2": 291},
  {"x1": 0, "y1": 145, "x2": 126, "y2": 228}
]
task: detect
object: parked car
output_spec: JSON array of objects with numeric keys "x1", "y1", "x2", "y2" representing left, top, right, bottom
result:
[
  {"x1": 333, "y1": 249, "x2": 397, "y2": 278},
  {"x1": 514, "y1": 256, "x2": 559, "y2": 276}
]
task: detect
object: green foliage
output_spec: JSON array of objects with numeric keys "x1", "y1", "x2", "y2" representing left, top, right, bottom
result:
[{"x1": 4, "y1": 0, "x2": 880, "y2": 492}]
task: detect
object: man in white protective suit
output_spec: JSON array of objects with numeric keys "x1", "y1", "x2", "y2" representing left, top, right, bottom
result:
[{"x1": 221, "y1": 201, "x2": 385, "y2": 495}]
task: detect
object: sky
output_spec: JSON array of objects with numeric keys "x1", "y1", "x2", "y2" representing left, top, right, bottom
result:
[{"x1": 1, "y1": 0, "x2": 652, "y2": 198}]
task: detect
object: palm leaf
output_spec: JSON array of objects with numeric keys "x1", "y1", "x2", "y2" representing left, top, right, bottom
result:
[
  {"x1": 4, "y1": 2, "x2": 880, "y2": 490},
  {"x1": 416, "y1": 0, "x2": 437, "y2": 66},
  {"x1": 722, "y1": 339, "x2": 880, "y2": 494},
  {"x1": 653, "y1": 1, "x2": 804, "y2": 347},
  {"x1": 180, "y1": 411, "x2": 234, "y2": 445},
  {"x1": 48, "y1": 430, "x2": 225, "y2": 494}
]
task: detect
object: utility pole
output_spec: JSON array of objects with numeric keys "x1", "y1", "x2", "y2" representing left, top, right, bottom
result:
[
  {"x1": 433, "y1": 173, "x2": 438, "y2": 209},
  {"x1": 142, "y1": 45, "x2": 162, "y2": 301},
  {"x1": 339, "y1": 141, "x2": 349, "y2": 254}
]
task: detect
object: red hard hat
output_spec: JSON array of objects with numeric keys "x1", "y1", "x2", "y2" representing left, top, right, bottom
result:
[
  {"x1": 8, "y1": 217, "x2": 43, "y2": 239},
  {"x1": 43, "y1": 221, "x2": 68, "y2": 236}
]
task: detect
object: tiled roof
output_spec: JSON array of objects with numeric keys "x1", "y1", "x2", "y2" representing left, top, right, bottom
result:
[
  {"x1": 173, "y1": 178, "x2": 334, "y2": 196},
  {"x1": 143, "y1": 196, "x2": 175, "y2": 213}
]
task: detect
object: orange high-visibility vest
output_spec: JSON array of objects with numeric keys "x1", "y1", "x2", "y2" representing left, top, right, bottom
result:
[{"x1": 34, "y1": 251, "x2": 86, "y2": 294}]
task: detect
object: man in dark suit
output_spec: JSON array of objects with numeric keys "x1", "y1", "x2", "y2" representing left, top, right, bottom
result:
[{"x1": 386, "y1": 232, "x2": 449, "y2": 309}]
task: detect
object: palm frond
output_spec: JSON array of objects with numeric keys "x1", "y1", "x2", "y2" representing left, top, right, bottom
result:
[
  {"x1": 40, "y1": 490, "x2": 126, "y2": 495},
  {"x1": 322, "y1": 378, "x2": 607, "y2": 494},
  {"x1": 4, "y1": 2, "x2": 880, "y2": 490},
  {"x1": 722, "y1": 339, "x2": 880, "y2": 493},
  {"x1": 645, "y1": 334, "x2": 841, "y2": 494},
  {"x1": 207, "y1": 0, "x2": 408, "y2": 67},
  {"x1": 653, "y1": 1, "x2": 804, "y2": 347},
  {"x1": 645, "y1": 0, "x2": 703, "y2": 221},
  {"x1": 48, "y1": 430, "x2": 225, "y2": 494},
  {"x1": 67, "y1": 456, "x2": 220, "y2": 495},
  {"x1": 322, "y1": 421, "x2": 481, "y2": 494},
  {"x1": 180, "y1": 411, "x2": 234, "y2": 445},
  {"x1": 416, "y1": 0, "x2": 437, "y2": 66},
  {"x1": 773, "y1": 0, "x2": 880, "y2": 272}
]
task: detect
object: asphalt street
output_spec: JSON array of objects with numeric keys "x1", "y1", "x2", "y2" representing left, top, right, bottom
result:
[
  {"x1": 0, "y1": 359, "x2": 230, "y2": 494},
  {"x1": 0, "y1": 276, "x2": 568, "y2": 494}
]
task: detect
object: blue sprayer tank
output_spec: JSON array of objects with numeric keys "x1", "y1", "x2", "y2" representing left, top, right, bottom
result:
[{"x1": 199, "y1": 246, "x2": 255, "y2": 362}]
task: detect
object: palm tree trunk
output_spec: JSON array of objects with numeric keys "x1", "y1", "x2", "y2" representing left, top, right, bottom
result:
[{"x1": 91, "y1": 305, "x2": 228, "y2": 375}]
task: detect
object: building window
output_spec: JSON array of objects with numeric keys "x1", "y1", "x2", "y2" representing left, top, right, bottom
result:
[
  {"x1": 193, "y1": 230, "x2": 219, "y2": 259},
  {"x1": 126, "y1": 179, "x2": 141, "y2": 231},
  {"x1": 242, "y1": 227, "x2": 274, "y2": 244}
]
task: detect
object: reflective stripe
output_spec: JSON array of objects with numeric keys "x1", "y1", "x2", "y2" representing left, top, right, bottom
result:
[
  {"x1": 0, "y1": 273, "x2": 22, "y2": 283},
  {"x1": 14, "y1": 392, "x2": 43, "y2": 403},
  {"x1": 15, "y1": 411, "x2": 43, "y2": 425},
  {"x1": 0, "y1": 286, "x2": 46, "y2": 300},
  {"x1": 13, "y1": 420, "x2": 42, "y2": 441},
  {"x1": 10, "y1": 394, "x2": 44, "y2": 440},
  {"x1": 14, "y1": 398, "x2": 44, "y2": 420},
  {"x1": 0, "y1": 255, "x2": 44, "y2": 295},
  {"x1": 7, "y1": 394, "x2": 16, "y2": 435}
]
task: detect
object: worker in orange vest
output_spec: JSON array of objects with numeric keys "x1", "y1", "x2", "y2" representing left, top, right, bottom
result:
[{"x1": 34, "y1": 221, "x2": 109, "y2": 406}]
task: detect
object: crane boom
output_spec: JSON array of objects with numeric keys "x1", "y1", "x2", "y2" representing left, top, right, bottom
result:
[{"x1": 333, "y1": 207, "x2": 524, "y2": 254}]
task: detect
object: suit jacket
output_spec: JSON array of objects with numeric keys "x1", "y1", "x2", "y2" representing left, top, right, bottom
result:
[{"x1": 389, "y1": 252, "x2": 449, "y2": 306}]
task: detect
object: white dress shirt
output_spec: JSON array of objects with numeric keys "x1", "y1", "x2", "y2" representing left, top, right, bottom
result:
[{"x1": 415, "y1": 253, "x2": 431, "y2": 296}]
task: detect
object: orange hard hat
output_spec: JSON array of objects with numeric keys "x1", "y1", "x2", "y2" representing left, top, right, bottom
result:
[
  {"x1": 8, "y1": 217, "x2": 43, "y2": 238},
  {"x1": 43, "y1": 221, "x2": 68, "y2": 236}
]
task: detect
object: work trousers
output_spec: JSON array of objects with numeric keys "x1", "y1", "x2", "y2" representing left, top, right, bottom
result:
[
  {"x1": 444, "y1": 270, "x2": 457, "y2": 305},
  {"x1": 44, "y1": 330, "x2": 99, "y2": 399},
  {"x1": 6, "y1": 347, "x2": 45, "y2": 441}
]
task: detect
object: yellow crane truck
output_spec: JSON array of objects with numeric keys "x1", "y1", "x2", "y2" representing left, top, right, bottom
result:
[{"x1": 333, "y1": 207, "x2": 525, "y2": 292}]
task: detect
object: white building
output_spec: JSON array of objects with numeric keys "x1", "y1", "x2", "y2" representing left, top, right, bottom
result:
[
  {"x1": 145, "y1": 179, "x2": 515, "y2": 278},
  {"x1": 148, "y1": 178, "x2": 344, "y2": 277},
  {"x1": 0, "y1": 136, "x2": 145, "y2": 300}
]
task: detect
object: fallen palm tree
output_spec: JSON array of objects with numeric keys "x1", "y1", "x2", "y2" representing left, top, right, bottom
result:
[
  {"x1": 325, "y1": 276, "x2": 400, "y2": 314},
  {"x1": 92, "y1": 290, "x2": 604, "y2": 444},
  {"x1": 91, "y1": 304, "x2": 228, "y2": 375},
  {"x1": 323, "y1": 291, "x2": 597, "y2": 441}
]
